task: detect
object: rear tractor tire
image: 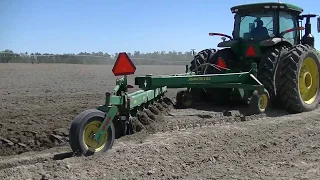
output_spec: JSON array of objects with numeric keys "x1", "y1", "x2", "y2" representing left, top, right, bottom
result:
[
  {"x1": 69, "y1": 109, "x2": 115, "y2": 156},
  {"x1": 258, "y1": 45, "x2": 289, "y2": 103},
  {"x1": 278, "y1": 44, "x2": 320, "y2": 113}
]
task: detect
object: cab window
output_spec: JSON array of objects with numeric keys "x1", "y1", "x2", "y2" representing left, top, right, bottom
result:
[
  {"x1": 279, "y1": 11, "x2": 298, "y2": 44},
  {"x1": 235, "y1": 11, "x2": 275, "y2": 41}
]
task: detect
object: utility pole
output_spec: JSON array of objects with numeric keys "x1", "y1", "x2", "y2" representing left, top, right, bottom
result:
[{"x1": 191, "y1": 49, "x2": 196, "y2": 57}]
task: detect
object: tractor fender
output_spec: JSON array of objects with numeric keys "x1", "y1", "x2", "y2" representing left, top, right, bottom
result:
[
  {"x1": 259, "y1": 38, "x2": 292, "y2": 47},
  {"x1": 217, "y1": 40, "x2": 238, "y2": 48}
]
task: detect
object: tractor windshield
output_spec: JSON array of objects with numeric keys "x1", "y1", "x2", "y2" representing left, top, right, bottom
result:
[{"x1": 234, "y1": 11, "x2": 275, "y2": 41}]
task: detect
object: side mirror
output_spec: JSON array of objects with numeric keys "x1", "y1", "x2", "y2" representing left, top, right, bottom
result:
[{"x1": 317, "y1": 17, "x2": 320, "y2": 33}]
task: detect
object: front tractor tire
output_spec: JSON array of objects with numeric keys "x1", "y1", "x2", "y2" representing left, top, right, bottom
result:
[
  {"x1": 190, "y1": 49, "x2": 216, "y2": 73},
  {"x1": 69, "y1": 109, "x2": 115, "y2": 156},
  {"x1": 278, "y1": 44, "x2": 320, "y2": 113},
  {"x1": 189, "y1": 49, "x2": 216, "y2": 102},
  {"x1": 204, "y1": 48, "x2": 237, "y2": 104}
]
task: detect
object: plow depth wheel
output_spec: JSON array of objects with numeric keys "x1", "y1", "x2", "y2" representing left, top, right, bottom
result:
[
  {"x1": 69, "y1": 109, "x2": 115, "y2": 156},
  {"x1": 176, "y1": 90, "x2": 192, "y2": 108},
  {"x1": 247, "y1": 89, "x2": 270, "y2": 115},
  {"x1": 278, "y1": 44, "x2": 320, "y2": 113},
  {"x1": 83, "y1": 120, "x2": 107, "y2": 152}
]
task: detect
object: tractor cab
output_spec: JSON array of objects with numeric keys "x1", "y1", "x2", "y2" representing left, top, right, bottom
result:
[
  {"x1": 231, "y1": 3, "x2": 303, "y2": 43},
  {"x1": 214, "y1": 2, "x2": 308, "y2": 59}
]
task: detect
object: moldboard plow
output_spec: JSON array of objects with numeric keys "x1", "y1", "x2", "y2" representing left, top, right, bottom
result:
[{"x1": 69, "y1": 2, "x2": 320, "y2": 156}]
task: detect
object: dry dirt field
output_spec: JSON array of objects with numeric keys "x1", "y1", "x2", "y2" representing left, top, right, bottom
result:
[{"x1": 1, "y1": 63, "x2": 320, "y2": 180}]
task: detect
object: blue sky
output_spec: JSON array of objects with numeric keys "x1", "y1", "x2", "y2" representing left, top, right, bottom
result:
[{"x1": 0, "y1": 0, "x2": 319, "y2": 54}]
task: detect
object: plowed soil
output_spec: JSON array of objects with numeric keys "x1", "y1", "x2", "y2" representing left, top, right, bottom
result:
[
  {"x1": 0, "y1": 64, "x2": 183, "y2": 156},
  {"x1": 1, "y1": 63, "x2": 320, "y2": 180}
]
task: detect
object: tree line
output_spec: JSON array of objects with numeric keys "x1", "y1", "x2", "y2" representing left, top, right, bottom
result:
[{"x1": 0, "y1": 49, "x2": 196, "y2": 65}]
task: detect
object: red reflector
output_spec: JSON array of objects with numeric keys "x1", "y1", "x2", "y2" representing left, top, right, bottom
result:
[
  {"x1": 112, "y1": 52, "x2": 136, "y2": 76},
  {"x1": 246, "y1": 45, "x2": 256, "y2": 56},
  {"x1": 217, "y1": 57, "x2": 227, "y2": 69}
]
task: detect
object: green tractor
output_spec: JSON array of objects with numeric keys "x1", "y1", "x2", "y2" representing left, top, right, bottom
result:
[{"x1": 190, "y1": 2, "x2": 320, "y2": 114}]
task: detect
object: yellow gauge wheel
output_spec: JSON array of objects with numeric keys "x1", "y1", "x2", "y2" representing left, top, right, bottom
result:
[
  {"x1": 176, "y1": 90, "x2": 193, "y2": 108},
  {"x1": 69, "y1": 109, "x2": 115, "y2": 156},
  {"x1": 299, "y1": 57, "x2": 319, "y2": 104},
  {"x1": 258, "y1": 93, "x2": 268, "y2": 111},
  {"x1": 82, "y1": 120, "x2": 108, "y2": 152},
  {"x1": 247, "y1": 89, "x2": 270, "y2": 115}
]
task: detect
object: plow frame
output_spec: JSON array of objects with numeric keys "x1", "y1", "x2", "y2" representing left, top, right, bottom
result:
[{"x1": 92, "y1": 62, "x2": 264, "y2": 144}]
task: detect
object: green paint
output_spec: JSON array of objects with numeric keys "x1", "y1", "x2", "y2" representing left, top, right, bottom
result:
[
  {"x1": 230, "y1": 2, "x2": 303, "y2": 14},
  {"x1": 109, "y1": 96, "x2": 123, "y2": 105},
  {"x1": 94, "y1": 105, "x2": 118, "y2": 142},
  {"x1": 113, "y1": 85, "x2": 120, "y2": 94},
  {"x1": 135, "y1": 69, "x2": 263, "y2": 91},
  {"x1": 128, "y1": 87, "x2": 167, "y2": 109},
  {"x1": 97, "y1": 105, "x2": 109, "y2": 113}
]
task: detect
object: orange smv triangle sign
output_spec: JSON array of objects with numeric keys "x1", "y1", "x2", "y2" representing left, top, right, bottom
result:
[{"x1": 112, "y1": 52, "x2": 136, "y2": 76}]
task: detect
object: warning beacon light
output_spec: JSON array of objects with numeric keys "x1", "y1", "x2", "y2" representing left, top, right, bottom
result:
[{"x1": 112, "y1": 52, "x2": 136, "y2": 76}]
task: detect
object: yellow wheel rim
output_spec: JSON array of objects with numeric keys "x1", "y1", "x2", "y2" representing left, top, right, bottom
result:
[
  {"x1": 82, "y1": 120, "x2": 108, "y2": 152},
  {"x1": 299, "y1": 57, "x2": 319, "y2": 104},
  {"x1": 258, "y1": 94, "x2": 268, "y2": 111}
]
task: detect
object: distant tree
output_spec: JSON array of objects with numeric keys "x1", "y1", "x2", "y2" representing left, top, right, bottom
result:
[{"x1": 104, "y1": 52, "x2": 111, "y2": 58}]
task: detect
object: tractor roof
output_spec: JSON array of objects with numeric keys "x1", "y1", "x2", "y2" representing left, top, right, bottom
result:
[{"x1": 230, "y1": 2, "x2": 303, "y2": 14}]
